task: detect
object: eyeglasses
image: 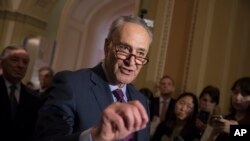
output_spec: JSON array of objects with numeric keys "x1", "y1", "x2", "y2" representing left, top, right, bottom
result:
[{"x1": 112, "y1": 41, "x2": 149, "y2": 65}]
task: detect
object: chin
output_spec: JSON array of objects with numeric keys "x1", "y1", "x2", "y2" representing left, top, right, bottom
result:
[
  {"x1": 117, "y1": 76, "x2": 134, "y2": 84},
  {"x1": 176, "y1": 113, "x2": 186, "y2": 119},
  {"x1": 119, "y1": 79, "x2": 132, "y2": 84},
  {"x1": 177, "y1": 116, "x2": 185, "y2": 120}
]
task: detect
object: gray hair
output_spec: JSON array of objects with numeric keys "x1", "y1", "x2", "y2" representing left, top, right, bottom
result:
[
  {"x1": 107, "y1": 15, "x2": 153, "y2": 42},
  {"x1": 1, "y1": 45, "x2": 27, "y2": 60}
]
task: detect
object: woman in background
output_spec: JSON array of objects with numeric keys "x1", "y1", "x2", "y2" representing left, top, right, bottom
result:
[
  {"x1": 208, "y1": 77, "x2": 250, "y2": 141},
  {"x1": 196, "y1": 85, "x2": 220, "y2": 139},
  {"x1": 151, "y1": 92, "x2": 199, "y2": 141}
]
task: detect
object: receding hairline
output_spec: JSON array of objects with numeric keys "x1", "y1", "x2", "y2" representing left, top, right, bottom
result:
[
  {"x1": 1, "y1": 45, "x2": 28, "y2": 60},
  {"x1": 107, "y1": 15, "x2": 153, "y2": 42},
  {"x1": 159, "y1": 75, "x2": 175, "y2": 86}
]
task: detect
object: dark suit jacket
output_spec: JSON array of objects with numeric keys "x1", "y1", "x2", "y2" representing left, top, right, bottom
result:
[
  {"x1": 151, "y1": 120, "x2": 200, "y2": 141},
  {"x1": 0, "y1": 75, "x2": 42, "y2": 141},
  {"x1": 34, "y1": 64, "x2": 150, "y2": 141},
  {"x1": 36, "y1": 87, "x2": 54, "y2": 104},
  {"x1": 150, "y1": 97, "x2": 176, "y2": 121}
]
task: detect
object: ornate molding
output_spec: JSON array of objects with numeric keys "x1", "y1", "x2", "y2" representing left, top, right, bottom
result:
[
  {"x1": 181, "y1": 0, "x2": 199, "y2": 92},
  {"x1": 155, "y1": 0, "x2": 175, "y2": 82},
  {"x1": 0, "y1": 10, "x2": 47, "y2": 29}
]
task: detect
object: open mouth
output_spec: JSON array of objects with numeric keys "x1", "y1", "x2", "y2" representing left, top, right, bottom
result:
[{"x1": 120, "y1": 67, "x2": 133, "y2": 75}]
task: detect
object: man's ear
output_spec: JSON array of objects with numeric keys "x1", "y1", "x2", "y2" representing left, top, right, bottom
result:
[{"x1": 104, "y1": 38, "x2": 111, "y2": 53}]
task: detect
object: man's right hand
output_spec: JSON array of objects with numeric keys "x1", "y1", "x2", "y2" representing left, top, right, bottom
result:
[{"x1": 91, "y1": 100, "x2": 148, "y2": 141}]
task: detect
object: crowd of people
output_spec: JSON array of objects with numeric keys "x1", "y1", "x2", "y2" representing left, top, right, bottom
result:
[
  {"x1": 0, "y1": 15, "x2": 249, "y2": 141},
  {"x1": 140, "y1": 75, "x2": 250, "y2": 141}
]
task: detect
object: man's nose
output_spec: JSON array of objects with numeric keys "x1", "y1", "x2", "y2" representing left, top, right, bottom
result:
[
  {"x1": 125, "y1": 54, "x2": 136, "y2": 65},
  {"x1": 17, "y1": 60, "x2": 26, "y2": 68}
]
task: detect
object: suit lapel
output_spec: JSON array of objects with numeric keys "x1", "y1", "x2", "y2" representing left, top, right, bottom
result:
[
  {"x1": 91, "y1": 83, "x2": 113, "y2": 111},
  {"x1": 90, "y1": 64, "x2": 114, "y2": 111},
  {"x1": 0, "y1": 76, "x2": 12, "y2": 108},
  {"x1": 88, "y1": 65, "x2": 149, "y2": 141},
  {"x1": 126, "y1": 85, "x2": 139, "y2": 101},
  {"x1": 0, "y1": 76, "x2": 9, "y2": 101},
  {"x1": 0, "y1": 76, "x2": 14, "y2": 123}
]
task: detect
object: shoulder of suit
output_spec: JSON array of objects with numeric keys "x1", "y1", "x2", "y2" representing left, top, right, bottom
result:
[
  {"x1": 55, "y1": 68, "x2": 92, "y2": 79},
  {"x1": 56, "y1": 68, "x2": 91, "y2": 75},
  {"x1": 127, "y1": 83, "x2": 140, "y2": 93},
  {"x1": 21, "y1": 84, "x2": 42, "y2": 101}
]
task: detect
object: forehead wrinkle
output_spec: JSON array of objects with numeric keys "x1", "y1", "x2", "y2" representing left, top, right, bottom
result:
[
  {"x1": 118, "y1": 41, "x2": 147, "y2": 53},
  {"x1": 8, "y1": 49, "x2": 28, "y2": 57},
  {"x1": 119, "y1": 23, "x2": 150, "y2": 46}
]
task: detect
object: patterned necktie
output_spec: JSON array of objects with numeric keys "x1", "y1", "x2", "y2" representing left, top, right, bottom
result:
[
  {"x1": 113, "y1": 89, "x2": 126, "y2": 103},
  {"x1": 9, "y1": 85, "x2": 17, "y2": 121},
  {"x1": 112, "y1": 89, "x2": 134, "y2": 141}
]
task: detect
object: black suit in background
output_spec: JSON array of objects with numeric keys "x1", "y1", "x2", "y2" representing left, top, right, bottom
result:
[
  {"x1": 33, "y1": 63, "x2": 150, "y2": 141},
  {"x1": 0, "y1": 75, "x2": 42, "y2": 141},
  {"x1": 150, "y1": 97, "x2": 176, "y2": 121}
]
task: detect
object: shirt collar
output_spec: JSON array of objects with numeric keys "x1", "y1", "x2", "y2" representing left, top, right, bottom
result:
[
  {"x1": 3, "y1": 77, "x2": 21, "y2": 92},
  {"x1": 160, "y1": 97, "x2": 171, "y2": 103},
  {"x1": 109, "y1": 84, "x2": 127, "y2": 94}
]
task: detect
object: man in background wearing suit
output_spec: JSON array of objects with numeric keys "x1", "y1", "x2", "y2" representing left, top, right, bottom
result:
[
  {"x1": 0, "y1": 45, "x2": 42, "y2": 141},
  {"x1": 150, "y1": 75, "x2": 176, "y2": 137},
  {"x1": 34, "y1": 15, "x2": 152, "y2": 141},
  {"x1": 38, "y1": 66, "x2": 54, "y2": 103}
]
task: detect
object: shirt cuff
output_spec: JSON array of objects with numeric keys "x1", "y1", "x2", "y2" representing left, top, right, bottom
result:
[{"x1": 79, "y1": 128, "x2": 93, "y2": 141}]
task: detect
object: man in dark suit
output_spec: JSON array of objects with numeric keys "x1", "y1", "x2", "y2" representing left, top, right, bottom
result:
[
  {"x1": 34, "y1": 15, "x2": 153, "y2": 141},
  {"x1": 37, "y1": 66, "x2": 54, "y2": 103},
  {"x1": 0, "y1": 45, "x2": 42, "y2": 141},
  {"x1": 150, "y1": 75, "x2": 176, "y2": 137}
]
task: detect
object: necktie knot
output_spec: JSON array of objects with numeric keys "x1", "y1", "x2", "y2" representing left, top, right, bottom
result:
[
  {"x1": 113, "y1": 89, "x2": 125, "y2": 103},
  {"x1": 112, "y1": 89, "x2": 134, "y2": 140},
  {"x1": 10, "y1": 85, "x2": 17, "y2": 92}
]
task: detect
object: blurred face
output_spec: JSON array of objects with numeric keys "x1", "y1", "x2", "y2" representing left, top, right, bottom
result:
[
  {"x1": 231, "y1": 86, "x2": 250, "y2": 112},
  {"x1": 199, "y1": 94, "x2": 216, "y2": 113},
  {"x1": 175, "y1": 96, "x2": 194, "y2": 120},
  {"x1": 39, "y1": 69, "x2": 53, "y2": 89},
  {"x1": 159, "y1": 78, "x2": 175, "y2": 97},
  {"x1": 104, "y1": 23, "x2": 151, "y2": 87},
  {"x1": 1, "y1": 48, "x2": 29, "y2": 83}
]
